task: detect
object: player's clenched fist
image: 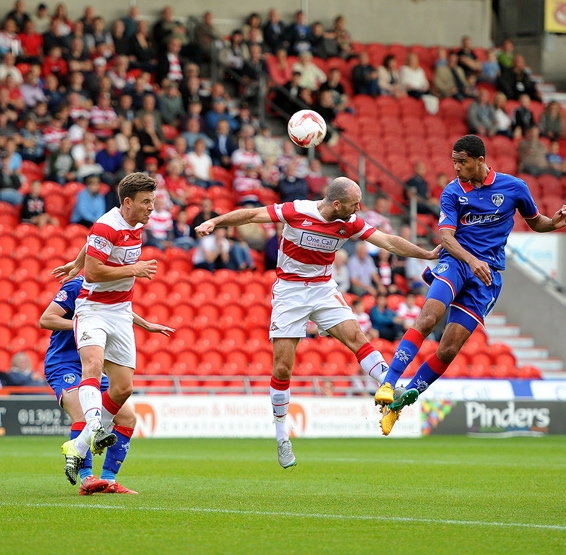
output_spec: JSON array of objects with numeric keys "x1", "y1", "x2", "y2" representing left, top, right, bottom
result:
[
  {"x1": 132, "y1": 259, "x2": 158, "y2": 279},
  {"x1": 194, "y1": 222, "x2": 215, "y2": 237}
]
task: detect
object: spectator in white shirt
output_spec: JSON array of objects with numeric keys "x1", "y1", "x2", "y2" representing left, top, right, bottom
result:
[
  {"x1": 396, "y1": 293, "x2": 421, "y2": 331},
  {"x1": 144, "y1": 195, "x2": 174, "y2": 250}
]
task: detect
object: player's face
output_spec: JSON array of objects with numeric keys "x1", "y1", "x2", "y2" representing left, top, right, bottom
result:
[
  {"x1": 452, "y1": 151, "x2": 482, "y2": 182},
  {"x1": 336, "y1": 193, "x2": 361, "y2": 219},
  {"x1": 130, "y1": 191, "x2": 155, "y2": 224}
]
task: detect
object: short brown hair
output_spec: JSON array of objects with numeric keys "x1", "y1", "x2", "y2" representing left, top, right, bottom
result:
[{"x1": 118, "y1": 172, "x2": 157, "y2": 205}]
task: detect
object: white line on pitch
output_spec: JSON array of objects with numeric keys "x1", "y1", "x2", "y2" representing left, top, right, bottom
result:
[{"x1": 2, "y1": 503, "x2": 565, "y2": 531}]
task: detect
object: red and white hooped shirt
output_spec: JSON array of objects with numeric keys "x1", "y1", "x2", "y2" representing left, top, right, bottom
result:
[
  {"x1": 267, "y1": 200, "x2": 376, "y2": 283},
  {"x1": 79, "y1": 207, "x2": 144, "y2": 304}
]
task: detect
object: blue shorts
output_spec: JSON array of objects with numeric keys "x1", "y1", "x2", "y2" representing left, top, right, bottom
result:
[
  {"x1": 44, "y1": 361, "x2": 109, "y2": 406},
  {"x1": 423, "y1": 256, "x2": 503, "y2": 333}
]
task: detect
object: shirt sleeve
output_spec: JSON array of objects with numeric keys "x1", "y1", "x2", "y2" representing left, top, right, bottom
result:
[
  {"x1": 86, "y1": 221, "x2": 117, "y2": 263},
  {"x1": 514, "y1": 178, "x2": 540, "y2": 219},
  {"x1": 438, "y1": 189, "x2": 458, "y2": 230},
  {"x1": 52, "y1": 278, "x2": 81, "y2": 313}
]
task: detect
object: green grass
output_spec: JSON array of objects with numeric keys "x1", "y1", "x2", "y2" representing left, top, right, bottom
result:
[{"x1": 1, "y1": 436, "x2": 565, "y2": 555}]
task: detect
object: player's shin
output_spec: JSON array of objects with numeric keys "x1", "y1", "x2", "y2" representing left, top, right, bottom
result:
[
  {"x1": 270, "y1": 376, "x2": 290, "y2": 441},
  {"x1": 355, "y1": 343, "x2": 388, "y2": 384},
  {"x1": 406, "y1": 352, "x2": 448, "y2": 393},
  {"x1": 383, "y1": 328, "x2": 426, "y2": 386},
  {"x1": 101, "y1": 425, "x2": 134, "y2": 481}
]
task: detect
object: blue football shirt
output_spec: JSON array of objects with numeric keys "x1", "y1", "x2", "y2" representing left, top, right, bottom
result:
[
  {"x1": 44, "y1": 277, "x2": 83, "y2": 368},
  {"x1": 438, "y1": 169, "x2": 539, "y2": 271}
]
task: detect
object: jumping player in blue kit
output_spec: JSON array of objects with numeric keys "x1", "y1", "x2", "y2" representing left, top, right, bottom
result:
[
  {"x1": 374, "y1": 134, "x2": 566, "y2": 435},
  {"x1": 40, "y1": 275, "x2": 173, "y2": 494}
]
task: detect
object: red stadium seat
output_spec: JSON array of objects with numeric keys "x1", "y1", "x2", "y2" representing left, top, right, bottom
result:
[
  {"x1": 11, "y1": 302, "x2": 41, "y2": 328},
  {"x1": 0, "y1": 278, "x2": 15, "y2": 301}
]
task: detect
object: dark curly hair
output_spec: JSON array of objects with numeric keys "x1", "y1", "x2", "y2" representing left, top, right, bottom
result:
[{"x1": 453, "y1": 135, "x2": 486, "y2": 158}]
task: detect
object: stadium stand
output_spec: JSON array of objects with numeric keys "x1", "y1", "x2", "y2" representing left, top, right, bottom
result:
[{"x1": 1, "y1": 4, "x2": 564, "y2": 394}]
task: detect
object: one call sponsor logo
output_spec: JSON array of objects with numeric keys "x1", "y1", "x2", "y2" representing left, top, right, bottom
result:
[{"x1": 299, "y1": 232, "x2": 339, "y2": 251}]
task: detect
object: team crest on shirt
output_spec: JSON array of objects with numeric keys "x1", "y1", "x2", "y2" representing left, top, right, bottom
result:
[
  {"x1": 63, "y1": 373, "x2": 76, "y2": 384},
  {"x1": 124, "y1": 234, "x2": 130, "y2": 241},
  {"x1": 54, "y1": 290, "x2": 68, "y2": 302},
  {"x1": 435, "y1": 263, "x2": 449, "y2": 274},
  {"x1": 338, "y1": 227, "x2": 347, "y2": 235},
  {"x1": 492, "y1": 194, "x2": 504, "y2": 207},
  {"x1": 93, "y1": 236, "x2": 108, "y2": 250}
]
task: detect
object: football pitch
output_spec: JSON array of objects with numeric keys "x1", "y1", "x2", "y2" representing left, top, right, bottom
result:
[{"x1": 1, "y1": 436, "x2": 565, "y2": 555}]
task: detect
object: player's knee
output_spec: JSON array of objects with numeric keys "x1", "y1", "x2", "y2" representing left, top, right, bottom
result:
[
  {"x1": 436, "y1": 344, "x2": 459, "y2": 363},
  {"x1": 82, "y1": 358, "x2": 104, "y2": 377},
  {"x1": 110, "y1": 383, "x2": 133, "y2": 404},
  {"x1": 273, "y1": 361, "x2": 293, "y2": 380},
  {"x1": 416, "y1": 313, "x2": 438, "y2": 336}
]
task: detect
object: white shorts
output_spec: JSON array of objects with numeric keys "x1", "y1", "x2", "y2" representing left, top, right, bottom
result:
[
  {"x1": 270, "y1": 279, "x2": 356, "y2": 339},
  {"x1": 74, "y1": 299, "x2": 136, "y2": 369}
]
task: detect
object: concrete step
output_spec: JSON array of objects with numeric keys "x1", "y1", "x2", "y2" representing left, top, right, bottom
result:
[
  {"x1": 542, "y1": 370, "x2": 566, "y2": 379},
  {"x1": 486, "y1": 324, "x2": 521, "y2": 337},
  {"x1": 491, "y1": 336, "x2": 535, "y2": 348},
  {"x1": 530, "y1": 358, "x2": 564, "y2": 372},
  {"x1": 514, "y1": 347, "x2": 549, "y2": 360},
  {"x1": 485, "y1": 313, "x2": 506, "y2": 326}
]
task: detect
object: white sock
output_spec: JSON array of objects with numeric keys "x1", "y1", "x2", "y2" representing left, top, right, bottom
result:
[
  {"x1": 270, "y1": 385, "x2": 290, "y2": 441},
  {"x1": 359, "y1": 350, "x2": 388, "y2": 385},
  {"x1": 101, "y1": 405, "x2": 115, "y2": 432},
  {"x1": 78, "y1": 383, "x2": 102, "y2": 427}
]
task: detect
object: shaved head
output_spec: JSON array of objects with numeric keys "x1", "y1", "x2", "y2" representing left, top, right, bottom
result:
[{"x1": 326, "y1": 177, "x2": 359, "y2": 202}]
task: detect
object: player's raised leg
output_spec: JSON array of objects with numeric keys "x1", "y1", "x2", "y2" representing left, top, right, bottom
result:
[
  {"x1": 271, "y1": 337, "x2": 299, "y2": 469},
  {"x1": 325, "y1": 319, "x2": 389, "y2": 384}
]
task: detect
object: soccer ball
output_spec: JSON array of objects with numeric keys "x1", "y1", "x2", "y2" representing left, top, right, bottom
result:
[{"x1": 287, "y1": 109, "x2": 327, "y2": 148}]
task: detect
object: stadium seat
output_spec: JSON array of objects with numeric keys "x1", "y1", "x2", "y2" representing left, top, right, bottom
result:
[
  {"x1": 516, "y1": 365, "x2": 542, "y2": 380},
  {"x1": 11, "y1": 279, "x2": 41, "y2": 304},
  {"x1": 469, "y1": 350, "x2": 493, "y2": 370},
  {"x1": 0, "y1": 278, "x2": 15, "y2": 302},
  {"x1": 145, "y1": 303, "x2": 171, "y2": 323},
  {"x1": 63, "y1": 181, "x2": 85, "y2": 198}
]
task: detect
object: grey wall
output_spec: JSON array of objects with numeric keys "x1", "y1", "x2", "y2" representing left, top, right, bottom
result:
[{"x1": 60, "y1": 0, "x2": 492, "y2": 48}]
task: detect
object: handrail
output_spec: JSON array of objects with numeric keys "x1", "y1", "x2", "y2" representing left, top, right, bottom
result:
[
  {"x1": 185, "y1": 20, "x2": 439, "y2": 240},
  {"x1": 505, "y1": 243, "x2": 565, "y2": 293}
]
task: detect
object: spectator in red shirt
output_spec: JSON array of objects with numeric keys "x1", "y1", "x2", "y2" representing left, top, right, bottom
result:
[
  {"x1": 18, "y1": 20, "x2": 43, "y2": 63},
  {"x1": 41, "y1": 45, "x2": 67, "y2": 80},
  {"x1": 164, "y1": 158, "x2": 190, "y2": 207}
]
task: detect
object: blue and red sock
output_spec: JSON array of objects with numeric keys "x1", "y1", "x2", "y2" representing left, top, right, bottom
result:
[
  {"x1": 407, "y1": 353, "x2": 449, "y2": 393},
  {"x1": 384, "y1": 328, "x2": 425, "y2": 386},
  {"x1": 101, "y1": 425, "x2": 134, "y2": 481}
]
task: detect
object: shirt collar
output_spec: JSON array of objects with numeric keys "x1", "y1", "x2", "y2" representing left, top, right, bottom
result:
[{"x1": 458, "y1": 167, "x2": 496, "y2": 192}]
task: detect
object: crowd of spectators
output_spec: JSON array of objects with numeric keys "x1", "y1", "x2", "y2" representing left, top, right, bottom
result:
[{"x1": 0, "y1": 3, "x2": 562, "y2": 345}]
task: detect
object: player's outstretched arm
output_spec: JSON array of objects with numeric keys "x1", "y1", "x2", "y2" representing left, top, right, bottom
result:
[
  {"x1": 52, "y1": 244, "x2": 86, "y2": 284},
  {"x1": 527, "y1": 205, "x2": 566, "y2": 232},
  {"x1": 133, "y1": 313, "x2": 175, "y2": 336},
  {"x1": 366, "y1": 230, "x2": 441, "y2": 260},
  {"x1": 195, "y1": 207, "x2": 272, "y2": 237},
  {"x1": 39, "y1": 302, "x2": 73, "y2": 331},
  {"x1": 85, "y1": 256, "x2": 158, "y2": 282}
]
